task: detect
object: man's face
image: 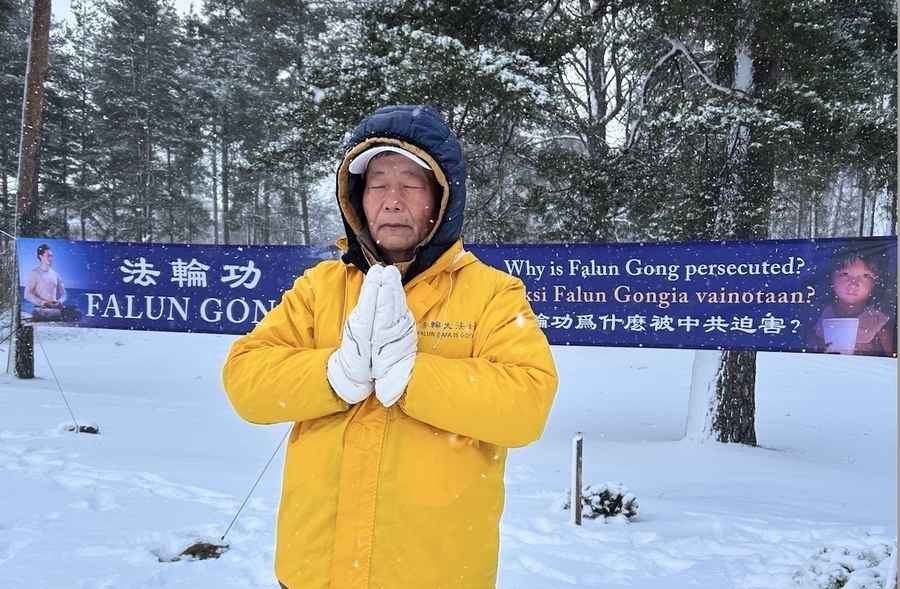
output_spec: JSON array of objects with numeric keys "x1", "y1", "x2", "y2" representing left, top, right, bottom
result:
[
  {"x1": 362, "y1": 153, "x2": 438, "y2": 263},
  {"x1": 831, "y1": 258, "x2": 876, "y2": 307},
  {"x1": 39, "y1": 249, "x2": 53, "y2": 267}
]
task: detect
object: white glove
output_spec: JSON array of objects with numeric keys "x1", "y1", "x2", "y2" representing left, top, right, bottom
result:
[
  {"x1": 372, "y1": 265, "x2": 417, "y2": 407},
  {"x1": 327, "y1": 264, "x2": 385, "y2": 404}
]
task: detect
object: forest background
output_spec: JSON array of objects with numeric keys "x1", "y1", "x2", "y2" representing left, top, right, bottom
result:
[
  {"x1": 0, "y1": 0, "x2": 896, "y2": 443},
  {"x1": 1, "y1": 0, "x2": 894, "y2": 249}
]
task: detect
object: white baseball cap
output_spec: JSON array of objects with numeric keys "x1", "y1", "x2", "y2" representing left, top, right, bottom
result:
[{"x1": 348, "y1": 145, "x2": 432, "y2": 174}]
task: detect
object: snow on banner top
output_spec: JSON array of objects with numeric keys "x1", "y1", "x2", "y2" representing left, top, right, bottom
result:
[{"x1": 14, "y1": 235, "x2": 897, "y2": 357}]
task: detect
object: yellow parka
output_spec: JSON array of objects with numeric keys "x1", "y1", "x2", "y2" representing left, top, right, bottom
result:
[{"x1": 222, "y1": 239, "x2": 558, "y2": 588}]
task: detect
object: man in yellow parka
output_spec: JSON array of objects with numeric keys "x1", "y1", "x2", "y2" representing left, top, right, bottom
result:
[{"x1": 222, "y1": 105, "x2": 558, "y2": 589}]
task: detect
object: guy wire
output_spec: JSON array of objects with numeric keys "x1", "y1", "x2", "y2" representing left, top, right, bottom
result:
[
  {"x1": 35, "y1": 333, "x2": 81, "y2": 432},
  {"x1": 221, "y1": 428, "x2": 290, "y2": 542}
]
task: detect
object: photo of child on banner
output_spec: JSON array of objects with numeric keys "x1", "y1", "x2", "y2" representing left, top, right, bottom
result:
[{"x1": 805, "y1": 242, "x2": 896, "y2": 356}]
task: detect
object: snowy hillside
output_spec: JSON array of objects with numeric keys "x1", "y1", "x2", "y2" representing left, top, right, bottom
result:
[{"x1": 0, "y1": 327, "x2": 895, "y2": 588}]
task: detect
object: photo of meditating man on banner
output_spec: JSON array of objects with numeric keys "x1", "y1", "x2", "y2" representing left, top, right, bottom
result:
[
  {"x1": 806, "y1": 243, "x2": 896, "y2": 356},
  {"x1": 22, "y1": 243, "x2": 82, "y2": 324}
]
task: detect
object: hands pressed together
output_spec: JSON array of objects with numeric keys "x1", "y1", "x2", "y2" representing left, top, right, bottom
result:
[{"x1": 327, "y1": 265, "x2": 418, "y2": 408}]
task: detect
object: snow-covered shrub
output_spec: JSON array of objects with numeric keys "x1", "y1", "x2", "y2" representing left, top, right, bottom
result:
[
  {"x1": 792, "y1": 543, "x2": 894, "y2": 589},
  {"x1": 561, "y1": 482, "x2": 639, "y2": 521}
]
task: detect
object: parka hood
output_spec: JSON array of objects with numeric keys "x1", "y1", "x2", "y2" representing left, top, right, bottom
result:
[{"x1": 336, "y1": 105, "x2": 468, "y2": 283}]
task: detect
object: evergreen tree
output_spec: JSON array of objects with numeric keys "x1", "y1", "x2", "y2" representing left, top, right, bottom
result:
[
  {"x1": 239, "y1": 0, "x2": 337, "y2": 245},
  {"x1": 304, "y1": 0, "x2": 553, "y2": 242},
  {"x1": 2, "y1": 0, "x2": 892, "y2": 252},
  {"x1": 92, "y1": 0, "x2": 186, "y2": 241},
  {"x1": 527, "y1": 0, "x2": 645, "y2": 242},
  {"x1": 40, "y1": 24, "x2": 80, "y2": 238},
  {"x1": 60, "y1": 0, "x2": 103, "y2": 240},
  {"x1": 196, "y1": 0, "x2": 267, "y2": 244},
  {"x1": 0, "y1": 0, "x2": 29, "y2": 234}
]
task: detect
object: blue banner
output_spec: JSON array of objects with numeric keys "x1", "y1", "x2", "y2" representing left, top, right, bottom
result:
[
  {"x1": 16, "y1": 238, "x2": 337, "y2": 334},
  {"x1": 16, "y1": 236, "x2": 897, "y2": 356}
]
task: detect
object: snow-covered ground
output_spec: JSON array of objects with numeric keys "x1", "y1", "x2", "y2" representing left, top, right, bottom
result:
[{"x1": 0, "y1": 327, "x2": 895, "y2": 588}]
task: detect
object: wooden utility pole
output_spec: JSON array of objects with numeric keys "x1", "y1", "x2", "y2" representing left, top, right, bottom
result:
[{"x1": 12, "y1": 0, "x2": 52, "y2": 378}]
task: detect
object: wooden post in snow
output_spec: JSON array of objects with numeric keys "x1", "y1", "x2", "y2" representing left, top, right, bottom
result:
[
  {"x1": 12, "y1": 0, "x2": 51, "y2": 379},
  {"x1": 571, "y1": 432, "x2": 583, "y2": 526}
]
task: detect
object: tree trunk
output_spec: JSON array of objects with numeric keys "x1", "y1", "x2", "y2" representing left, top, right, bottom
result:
[
  {"x1": 262, "y1": 178, "x2": 270, "y2": 244},
  {"x1": 869, "y1": 188, "x2": 877, "y2": 237},
  {"x1": 890, "y1": 176, "x2": 897, "y2": 236},
  {"x1": 60, "y1": 113, "x2": 70, "y2": 239},
  {"x1": 13, "y1": 0, "x2": 51, "y2": 379},
  {"x1": 145, "y1": 124, "x2": 153, "y2": 242},
  {"x1": 711, "y1": 350, "x2": 757, "y2": 444},
  {"x1": 211, "y1": 141, "x2": 219, "y2": 244},
  {"x1": 17, "y1": 0, "x2": 50, "y2": 237},
  {"x1": 857, "y1": 170, "x2": 868, "y2": 237},
  {"x1": 77, "y1": 183, "x2": 86, "y2": 240},
  {"x1": 186, "y1": 158, "x2": 194, "y2": 242},
  {"x1": 891, "y1": 77, "x2": 898, "y2": 236},
  {"x1": 26, "y1": 154, "x2": 41, "y2": 235},
  {"x1": 687, "y1": 1, "x2": 768, "y2": 446},
  {"x1": 684, "y1": 349, "x2": 721, "y2": 440},
  {"x1": 136, "y1": 137, "x2": 145, "y2": 241},
  {"x1": 252, "y1": 175, "x2": 260, "y2": 245},
  {"x1": 685, "y1": 347, "x2": 760, "y2": 446},
  {"x1": 221, "y1": 116, "x2": 230, "y2": 245},
  {"x1": 14, "y1": 324, "x2": 34, "y2": 379},
  {"x1": 299, "y1": 174, "x2": 310, "y2": 245},
  {"x1": 166, "y1": 147, "x2": 174, "y2": 243},
  {"x1": 110, "y1": 181, "x2": 118, "y2": 241},
  {"x1": 829, "y1": 173, "x2": 844, "y2": 236},
  {"x1": 810, "y1": 196, "x2": 817, "y2": 237},
  {"x1": 580, "y1": 0, "x2": 608, "y2": 145},
  {"x1": 1, "y1": 138, "x2": 8, "y2": 219},
  {"x1": 78, "y1": 37, "x2": 89, "y2": 242},
  {"x1": 286, "y1": 171, "x2": 298, "y2": 244}
]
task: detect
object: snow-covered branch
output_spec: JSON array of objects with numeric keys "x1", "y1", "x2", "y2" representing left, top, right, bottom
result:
[
  {"x1": 524, "y1": 134, "x2": 587, "y2": 148},
  {"x1": 597, "y1": 42, "x2": 625, "y2": 128},
  {"x1": 619, "y1": 36, "x2": 755, "y2": 157},
  {"x1": 664, "y1": 37, "x2": 752, "y2": 100},
  {"x1": 618, "y1": 43, "x2": 679, "y2": 155}
]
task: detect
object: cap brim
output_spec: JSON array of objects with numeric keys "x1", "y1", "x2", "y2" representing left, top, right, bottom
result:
[{"x1": 348, "y1": 145, "x2": 432, "y2": 174}]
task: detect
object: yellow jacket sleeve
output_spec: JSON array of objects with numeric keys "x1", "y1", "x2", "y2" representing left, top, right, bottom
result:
[
  {"x1": 400, "y1": 276, "x2": 558, "y2": 448},
  {"x1": 222, "y1": 270, "x2": 350, "y2": 424}
]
